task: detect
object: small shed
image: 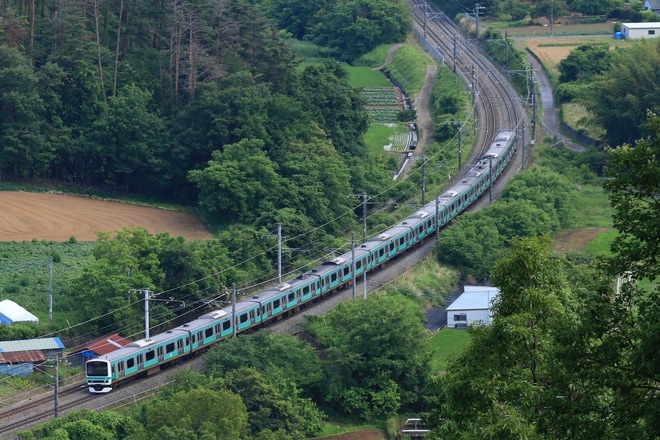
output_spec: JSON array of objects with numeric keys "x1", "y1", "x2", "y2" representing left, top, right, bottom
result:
[
  {"x1": 622, "y1": 22, "x2": 660, "y2": 40},
  {"x1": 0, "y1": 337, "x2": 65, "y2": 359},
  {"x1": 0, "y1": 350, "x2": 46, "y2": 376},
  {"x1": 67, "y1": 333, "x2": 132, "y2": 368},
  {"x1": 0, "y1": 299, "x2": 39, "y2": 324},
  {"x1": 446, "y1": 285, "x2": 499, "y2": 329}
]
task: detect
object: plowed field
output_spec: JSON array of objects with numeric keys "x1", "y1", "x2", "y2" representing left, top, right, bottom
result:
[{"x1": 0, "y1": 192, "x2": 213, "y2": 242}]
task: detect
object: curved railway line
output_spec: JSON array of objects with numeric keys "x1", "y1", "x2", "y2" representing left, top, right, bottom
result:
[{"x1": 0, "y1": 5, "x2": 529, "y2": 438}]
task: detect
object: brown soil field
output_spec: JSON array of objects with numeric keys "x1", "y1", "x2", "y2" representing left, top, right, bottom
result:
[
  {"x1": 522, "y1": 34, "x2": 624, "y2": 71},
  {"x1": 315, "y1": 429, "x2": 386, "y2": 440},
  {"x1": 554, "y1": 227, "x2": 611, "y2": 253},
  {"x1": 0, "y1": 192, "x2": 213, "y2": 242}
]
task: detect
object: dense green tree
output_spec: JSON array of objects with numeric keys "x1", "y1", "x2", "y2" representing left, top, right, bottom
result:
[
  {"x1": 567, "y1": 0, "x2": 623, "y2": 16},
  {"x1": 603, "y1": 115, "x2": 660, "y2": 281},
  {"x1": 505, "y1": 0, "x2": 530, "y2": 21},
  {"x1": 531, "y1": 0, "x2": 567, "y2": 21},
  {"x1": 141, "y1": 387, "x2": 249, "y2": 440},
  {"x1": 189, "y1": 138, "x2": 282, "y2": 225},
  {"x1": 0, "y1": 46, "x2": 48, "y2": 179},
  {"x1": 308, "y1": 0, "x2": 411, "y2": 61},
  {"x1": 582, "y1": 39, "x2": 660, "y2": 147},
  {"x1": 299, "y1": 60, "x2": 369, "y2": 157},
  {"x1": 428, "y1": 236, "x2": 575, "y2": 439},
  {"x1": 557, "y1": 44, "x2": 612, "y2": 84},
  {"x1": 204, "y1": 331, "x2": 323, "y2": 392},
  {"x1": 499, "y1": 167, "x2": 575, "y2": 229},
  {"x1": 436, "y1": 214, "x2": 504, "y2": 280},
  {"x1": 306, "y1": 292, "x2": 432, "y2": 419},
  {"x1": 261, "y1": 0, "x2": 331, "y2": 39},
  {"x1": 224, "y1": 367, "x2": 325, "y2": 438},
  {"x1": 90, "y1": 83, "x2": 165, "y2": 192},
  {"x1": 18, "y1": 409, "x2": 143, "y2": 440}
]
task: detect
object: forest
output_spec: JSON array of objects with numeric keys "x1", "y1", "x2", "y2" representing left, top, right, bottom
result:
[{"x1": 0, "y1": 0, "x2": 410, "y2": 228}]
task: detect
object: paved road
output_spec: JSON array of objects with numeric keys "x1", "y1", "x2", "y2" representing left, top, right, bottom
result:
[{"x1": 526, "y1": 51, "x2": 585, "y2": 152}]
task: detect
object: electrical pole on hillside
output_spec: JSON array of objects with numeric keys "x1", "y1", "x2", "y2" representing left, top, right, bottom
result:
[
  {"x1": 262, "y1": 224, "x2": 283, "y2": 284},
  {"x1": 474, "y1": 3, "x2": 486, "y2": 40}
]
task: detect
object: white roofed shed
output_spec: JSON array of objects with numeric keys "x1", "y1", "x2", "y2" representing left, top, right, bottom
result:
[
  {"x1": 446, "y1": 285, "x2": 499, "y2": 328},
  {"x1": 0, "y1": 299, "x2": 39, "y2": 324},
  {"x1": 622, "y1": 22, "x2": 660, "y2": 39}
]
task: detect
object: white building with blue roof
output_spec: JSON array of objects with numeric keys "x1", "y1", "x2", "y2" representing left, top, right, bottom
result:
[{"x1": 446, "y1": 285, "x2": 499, "y2": 328}]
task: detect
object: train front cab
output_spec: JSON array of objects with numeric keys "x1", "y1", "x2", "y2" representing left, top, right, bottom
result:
[{"x1": 86, "y1": 358, "x2": 113, "y2": 393}]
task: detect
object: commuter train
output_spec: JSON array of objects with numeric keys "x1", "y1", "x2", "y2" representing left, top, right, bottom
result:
[{"x1": 85, "y1": 129, "x2": 517, "y2": 393}]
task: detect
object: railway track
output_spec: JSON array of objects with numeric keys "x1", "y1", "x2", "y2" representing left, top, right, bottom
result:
[
  {"x1": 0, "y1": 6, "x2": 530, "y2": 438},
  {"x1": 409, "y1": 0, "x2": 525, "y2": 154}
]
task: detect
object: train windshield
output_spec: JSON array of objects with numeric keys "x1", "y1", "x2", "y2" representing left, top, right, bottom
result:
[{"x1": 86, "y1": 360, "x2": 110, "y2": 376}]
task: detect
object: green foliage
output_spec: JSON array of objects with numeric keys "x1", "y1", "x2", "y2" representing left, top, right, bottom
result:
[
  {"x1": 437, "y1": 166, "x2": 577, "y2": 279},
  {"x1": 18, "y1": 409, "x2": 143, "y2": 440},
  {"x1": 140, "y1": 388, "x2": 248, "y2": 440},
  {"x1": 383, "y1": 45, "x2": 429, "y2": 96},
  {"x1": 429, "y1": 236, "x2": 576, "y2": 439},
  {"x1": 558, "y1": 44, "x2": 612, "y2": 84},
  {"x1": 305, "y1": 0, "x2": 411, "y2": 61},
  {"x1": 581, "y1": 39, "x2": 660, "y2": 147},
  {"x1": 225, "y1": 367, "x2": 325, "y2": 438},
  {"x1": 203, "y1": 332, "x2": 323, "y2": 393},
  {"x1": 604, "y1": 115, "x2": 660, "y2": 281},
  {"x1": 305, "y1": 292, "x2": 432, "y2": 420}
]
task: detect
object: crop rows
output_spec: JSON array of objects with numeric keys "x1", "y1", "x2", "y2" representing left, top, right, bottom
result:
[
  {"x1": 361, "y1": 88, "x2": 400, "y2": 106},
  {"x1": 366, "y1": 107, "x2": 400, "y2": 122}
]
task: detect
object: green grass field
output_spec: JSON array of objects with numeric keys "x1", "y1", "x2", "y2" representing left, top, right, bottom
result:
[{"x1": 430, "y1": 329, "x2": 471, "y2": 373}]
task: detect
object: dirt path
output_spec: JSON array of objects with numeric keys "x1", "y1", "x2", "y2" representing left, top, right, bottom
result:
[{"x1": 0, "y1": 192, "x2": 213, "y2": 242}]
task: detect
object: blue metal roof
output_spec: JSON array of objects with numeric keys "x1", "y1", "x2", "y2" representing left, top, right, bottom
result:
[{"x1": 0, "y1": 337, "x2": 65, "y2": 353}]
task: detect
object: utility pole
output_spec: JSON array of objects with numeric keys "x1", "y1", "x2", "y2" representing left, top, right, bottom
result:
[
  {"x1": 54, "y1": 355, "x2": 59, "y2": 418},
  {"x1": 453, "y1": 34, "x2": 457, "y2": 73},
  {"x1": 143, "y1": 289, "x2": 151, "y2": 338},
  {"x1": 521, "y1": 121, "x2": 526, "y2": 171},
  {"x1": 48, "y1": 257, "x2": 53, "y2": 325},
  {"x1": 457, "y1": 124, "x2": 463, "y2": 170},
  {"x1": 232, "y1": 284, "x2": 236, "y2": 338},
  {"x1": 421, "y1": 156, "x2": 426, "y2": 205},
  {"x1": 472, "y1": 65, "x2": 478, "y2": 134},
  {"x1": 435, "y1": 197, "x2": 440, "y2": 243},
  {"x1": 351, "y1": 233, "x2": 356, "y2": 299},
  {"x1": 489, "y1": 157, "x2": 493, "y2": 205},
  {"x1": 262, "y1": 224, "x2": 283, "y2": 284},
  {"x1": 129, "y1": 288, "x2": 154, "y2": 338},
  {"x1": 474, "y1": 3, "x2": 485, "y2": 40},
  {"x1": 361, "y1": 193, "x2": 367, "y2": 241}
]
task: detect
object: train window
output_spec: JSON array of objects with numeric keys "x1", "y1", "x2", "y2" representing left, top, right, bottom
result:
[
  {"x1": 127, "y1": 358, "x2": 135, "y2": 369},
  {"x1": 240, "y1": 313, "x2": 248, "y2": 324},
  {"x1": 166, "y1": 343, "x2": 175, "y2": 354},
  {"x1": 205, "y1": 328, "x2": 213, "y2": 339},
  {"x1": 146, "y1": 350, "x2": 155, "y2": 362},
  {"x1": 356, "y1": 260, "x2": 362, "y2": 270},
  {"x1": 184, "y1": 337, "x2": 189, "y2": 346},
  {"x1": 330, "y1": 272, "x2": 337, "y2": 283},
  {"x1": 288, "y1": 292, "x2": 295, "y2": 302},
  {"x1": 274, "y1": 299, "x2": 280, "y2": 309},
  {"x1": 303, "y1": 285, "x2": 310, "y2": 295},
  {"x1": 343, "y1": 267, "x2": 350, "y2": 277},
  {"x1": 223, "y1": 321, "x2": 230, "y2": 331}
]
